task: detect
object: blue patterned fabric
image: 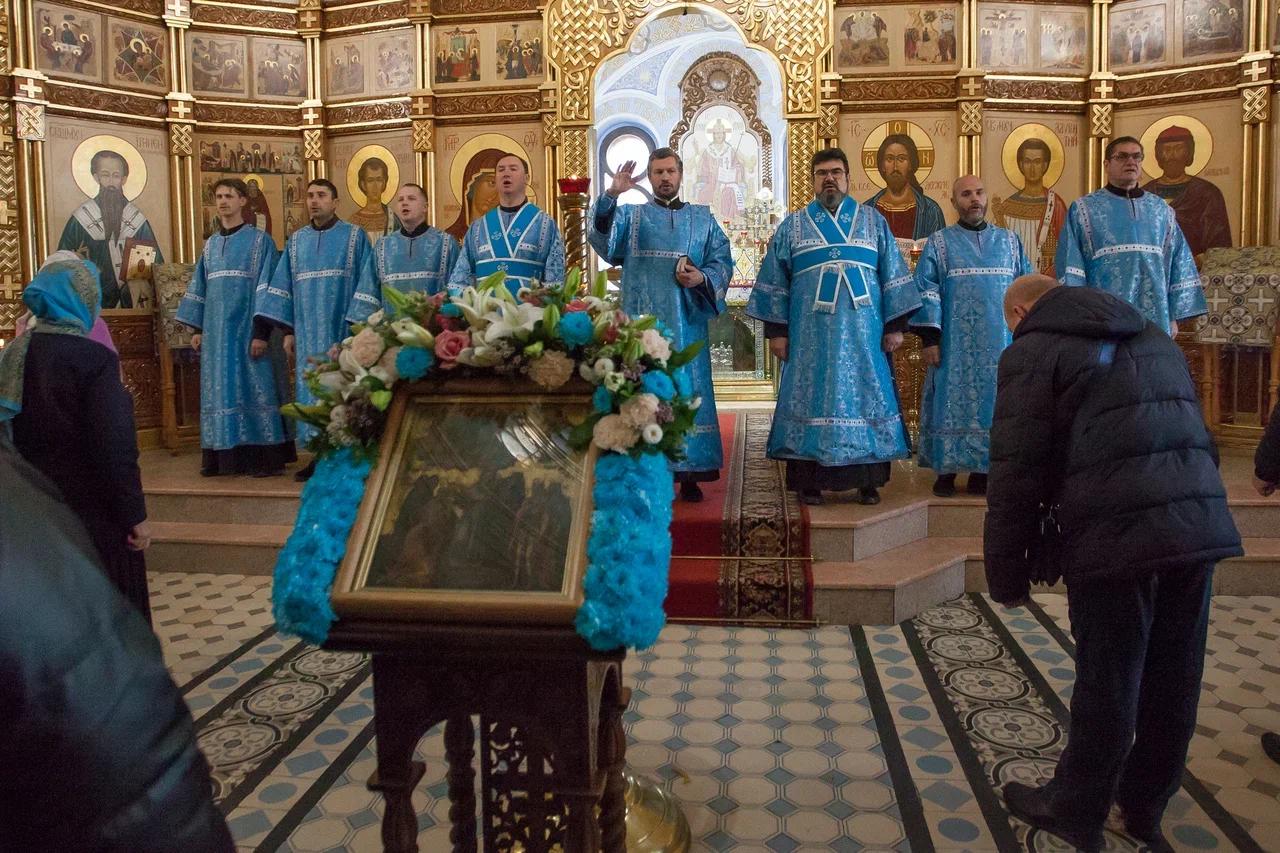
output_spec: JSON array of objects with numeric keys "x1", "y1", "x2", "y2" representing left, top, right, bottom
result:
[
  {"x1": 254, "y1": 220, "x2": 377, "y2": 444},
  {"x1": 588, "y1": 193, "x2": 733, "y2": 474},
  {"x1": 446, "y1": 202, "x2": 565, "y2": 296},
  {"x1": 912, "y1": 224, "x2": 1033, "y2": 473},
  {"x1": 747, "y1": 197, "x2": 920, "y2": 466},
  {"x1": 1055, "y1": 188, "x2": 1206, "y2": 330},
  {"x1": 370, "y1": 227, "x2": 459, "y2": 303},
  {"x1": 177, "y1": 226, "x2": 286, "y2": 451}
]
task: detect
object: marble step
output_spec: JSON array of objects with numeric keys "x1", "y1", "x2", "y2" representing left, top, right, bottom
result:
[
  {"x1": 147, "y1": 521, "x2": 292, "y2": 576},
  {"x1": 146, "y1": 488, "x2": 301, "y2": 526},
  {"x1": 811, "y1": 537, "x2": 977, "y2": 625}
]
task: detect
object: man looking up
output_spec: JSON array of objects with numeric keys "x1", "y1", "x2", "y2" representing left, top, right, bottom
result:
[
  {"x1": 1055, "y1": 136, "x2": 1205, "y2": 337},
  {"x1": 589, "y1": 147, "x2": 734, "y2": 501},
  {"x1": 255, "y1": 178, "x2": 377, "y2": 480},
  {"x1": 447, "y1": 153, "x2": 565, "y2": 296},
  {"x1": 747, "y1": 148, "x2": 920, "y2": 506},
  {"x1": 912, "y1": 175, "x2": 1033, "y2": 497},
  {"x1": 369, "y1": 183, "x2": 459, "y2": 301}
]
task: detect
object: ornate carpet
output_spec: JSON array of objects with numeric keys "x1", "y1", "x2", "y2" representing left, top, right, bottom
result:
[{"x1": 665, "y1": 411, "x2": 813, "y2": 623}]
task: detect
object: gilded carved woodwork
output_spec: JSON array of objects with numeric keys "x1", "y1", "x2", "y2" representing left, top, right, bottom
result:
[
  {"x1": 547, "y1": 0, "x2": 828, "y2": 122},
  {"x1": 1089, "y1": 102, "x2": 1112, "y2": 138},
  {"x1": 839, "y1": 78, "x2": 954, "y2": 103},
  {"x1": 435, "y1": 91, "x2": 541, "y2": 117},
  {"x1": 1114, "y1": 66, "x2": 1238, "y2": 100},
  {"x1": 817, "y1": 103, "x2": 838, "y2": 140},
  {"x1": 304, "y1": 128, "x2": 325, "y2": 160},
  {"x1": 45, "y1": 83, "x2": 168, "y2": 123},
  {"x1": 412, "y1": 118, "x2": 433, "y2": 152},
  {"x1": 1242, "y1": 86, "x2": 1270, "y2": 124},
  {"x1": 559, "y1": 125, "x2": 589, "y2": 179},
  {"x1": 959, "y1": 101, "x2": 983, "y2": 136},
  {"x1": 432, "y1": 0, "x2": 541, "y2": 13},
  {"x1": 984, "y1": 78, "x2": 1088, "y2": 107},
  {"x1": 193, "y1": 102, "x2": 301, "y2": 127},
  {"x1": 541, "y1": 111, "x2": 560, "y2": 146},
  {"x1": 324, "y1": 2, "x2": 409, "y2": 30},
  {"x1": 787, "y1": 119, "x2": 816, "y2": 212},
  {"x1": 669, "y1": 53, "x2": 774, "y2": 188},
  {"x1": 16, "y1": 102, "x2": 44, "y2": 141},
  {"x1": 169, "y1": 123, "x2": 194, "y2": 156},
  {"x1": 327, "y1": 100, "x2": 411, "y2": 127},
  {"x1": 192, "y1": 5, "x2": 296, "y2": 31}
]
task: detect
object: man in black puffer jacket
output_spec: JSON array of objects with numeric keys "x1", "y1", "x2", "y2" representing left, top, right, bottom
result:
[
  {"x1": 984, "y1": 275, "x2": 1241, "y2": 852},
  {"x1": 0, "y1": 441, "x2": 233, "y2": 852}
]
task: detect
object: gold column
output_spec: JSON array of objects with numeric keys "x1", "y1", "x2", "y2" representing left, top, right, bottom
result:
[
  {"x1": 955, "y1": 0, "x2": 981, "y2": 175},
  {"x1": 297, "y1": 0, "x2": 325, "y2": 183},
  {"x1": 0, "y1": 2, "x2": 27, "y2": 331},
  {"x1": 164, "y1": 0, "x2": 195, "y2": 263},
  {"x1": 787, "y1": 119, "x2": 818, "y2": 212},
  {"x1": 541, "y1": 83, "x2": 560, "y2": 216},
  {"x1": 556, "y1": 178, "x2": 589, "y2": 279},
  {"x1": 1238, "y1": 54, "x2": 1272, "y2": 246},
  {"x1": 1086, "y1": 0, "x2": 1115, "y2": 191},
  {"x1": 410, "y1": 94, "x2": 435, "y2": 223},
  {"x1": 12, "y1": 69, "x2": 46, "y2": 277},
  {"x1": 818, "y1": 73, "x2": 840, "y2": 149}
]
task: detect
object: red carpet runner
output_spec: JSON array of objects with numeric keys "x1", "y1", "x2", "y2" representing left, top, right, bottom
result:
[{"x1": 665, "y1": 412, "x2": 813, "y2": 623}]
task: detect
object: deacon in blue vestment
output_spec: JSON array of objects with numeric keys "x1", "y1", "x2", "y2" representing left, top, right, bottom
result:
[
  {"x1": 747, "y1": 148, "x2": 921, "y2": 506},
  {"x1": 177, "y1": 178, "x2": 295, "y2": 477},
  {"x1": 911, "y1": 176, "x2": 1033, "y2": 497},
  {"x1": 446, "y1": 153, "x2": 565, "y2": 296},
  {"x1": 255, "y1": 178, "x2": 377, "y2": 480},
  {"x1": 370, "y1": 183, "x2": 460, "y2": 302},
  {"x1": 588, "y1": 146, "x2": 733, "y2": 501},
  {"x1": 1055, "y1": 135, "x2": 1206, "y2": 336}
]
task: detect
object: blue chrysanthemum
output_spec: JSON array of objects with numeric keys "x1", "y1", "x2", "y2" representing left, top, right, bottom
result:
[
  {"x1": 593, "y1": 385, "x2": 614, "y2": 413},
  {"x1": 439, "y1": 303, "x2": 463, "y2": 318},
  {"x1": 396, "y1": 346, "x2": 434, "y2": 380},
  {"x1": 673, "y1": 366, "x2": 692, "y2": 398},
  {"x1": 559, "y1": 311, "x2": 595, "y2": 348},
  {"x1": 641, "y1": 370, "x2": 675, "y2": 401}
]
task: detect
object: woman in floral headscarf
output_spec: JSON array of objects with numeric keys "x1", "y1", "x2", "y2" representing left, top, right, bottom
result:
[{"x1": 0, "y1": 254, "x2": 152, "y2": 622}]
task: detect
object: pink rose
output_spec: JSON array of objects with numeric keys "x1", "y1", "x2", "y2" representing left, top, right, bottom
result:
[
  {"x1": 430, "y1": 292, "x2": 448, "y2": 307},
  {"x1": 603, "y1": 324, "x2": 620, "y2": 344},
  {"x1": 564, "y1": 299, "x2": 590, "y2": 313},
  {"x1": 434, "y1": 329, "x2": 471, "y2": 369},
  {"x1": 435, "y1": 315, "x2": 464, "y2": 333}
]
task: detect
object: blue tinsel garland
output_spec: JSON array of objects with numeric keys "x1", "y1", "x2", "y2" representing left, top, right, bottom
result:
[
  {"x1": 271, "y1": 448, "x2": 374, "y2": 644},
  {"x1": 272, "y1": 445, "x2": 671, "y2": 651}
]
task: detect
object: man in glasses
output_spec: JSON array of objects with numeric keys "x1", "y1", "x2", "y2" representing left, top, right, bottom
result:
[
  {"x1": 746, "y1": 148, "x2": 920, "y2": 506},
  {"x1": 1055, "y1": 136, "x2": 1205, "y2": 337}
]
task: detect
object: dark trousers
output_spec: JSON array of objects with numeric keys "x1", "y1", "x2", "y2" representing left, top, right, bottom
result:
[{"x1": 1048, "y1": 561, "x2": 1214, "y2": 829}]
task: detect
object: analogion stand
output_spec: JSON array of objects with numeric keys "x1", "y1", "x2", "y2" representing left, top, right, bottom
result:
[{"x1": 325, "y1": 620, "x2": 628, "y2": 853}]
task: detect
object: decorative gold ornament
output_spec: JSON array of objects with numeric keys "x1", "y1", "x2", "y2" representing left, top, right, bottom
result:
[
  {"x1": 169, "y1": 123, "x2": 193, "y2": 157},
  {"x1": 560, "y1": 126, "x2": 590, "y2": 181},
  {"x1": 541, "y1": 111, "x2": 561, "y2": 147},
  {"x1": 1000, "y1": 123, "x2": 1066, "y2": 188},
  {"x1": 817, "y1": 103, "x2": 839, "y2": 140},
  {"x1": 1138, "y1": 115, "x2": 1213, "y2": 179},
  {"x1": 1242, "y1": 86, "x2": 1269, "y2": 124},
  {"x1": 959, "y1": 101, "x2": 983, "y2": 137},
  {"x1": 412, "y1": 119, "x2": 434, "y2": 154},
  {"x1": 16, "y1": 102, "x2": 44, "y2": 141},
  {"x1": 72, "y1": 135, "x2": 147, "y2": 200},
  {"x1": 304, "y1": 128, "x2": 325, "y2": 161},
  {"x1": 787, "y1": 120, "x2": 817, "y2": 211},
  {"x1": 346, "y1": 144, "x2": 400, "y2": 205},
  {"x1": 1089, "y1": 103, "x2": 1113, "y2": 138}
]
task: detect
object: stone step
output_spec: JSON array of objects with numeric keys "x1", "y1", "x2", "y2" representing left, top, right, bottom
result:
[
  {"x1": 809, "y1": 498, "x2": 928, "y2": 562},
  {"x1": 146, "y1": 488, "x2": 301, "y2": 526},
  {"x1": 811, "y1": 537, "x2": 977, "y2": 626},
  {"x1": 147, "y1": 521, "x2": 292, "y2": 576}
]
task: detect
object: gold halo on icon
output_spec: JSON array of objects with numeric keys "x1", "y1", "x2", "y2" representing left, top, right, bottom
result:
[
  {"x1": 448, "y1": 132, "x2": 536, "y2": 206},
  {"x1": 1000, "y1": 123, "x2": 1066, "y2": 189},
  {"x1": 72, "y1": 135, "x2": 147, "y2": 200},
  {"x1": 241, "y1": 172, "x2": 265, "y2": 188},
  {"x1": 346, "y1": 144, "x2": 400, "y2": 205},
  {"x1": 1140, "y1": 115, "x2": 1213, "y2": 180},
  {"x1": 860, "y1": 120, "x2": 935, "y2": 190}
]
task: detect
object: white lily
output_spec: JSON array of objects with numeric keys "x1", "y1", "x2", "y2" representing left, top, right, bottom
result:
[
  {"x1": 451, "y1": 287, "x2": 504, "y2": 329},
  {"x1": 456, "y1": 344, "x2": 506, "y2": 367},
  {"x1": 483, "y1": 302, "x2": 543, "y2": 344},
  {"x1": 390, "y1": 318, "x2": 434, "y2": 348}
]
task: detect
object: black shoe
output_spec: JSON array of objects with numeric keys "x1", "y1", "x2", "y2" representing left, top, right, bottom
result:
[
  {"x1": 252, "y1": 467, "x2": 284, "y2": 479},
  {"x1": 1002, "y1": 782, "x2": 1103, "y2": 852},
  {"x1": 857, "y1": 487, "x2": 880, "y2": 505},
  {"x1": 200, "y1": 467, "x2": 219, "y2": 477},
  {"x1": 966, "y1": 473, "x2": 988, "y2": 495},
  {"x1": 932, "y1": 474, "x2": 956, "y2": 497},
  {"x1": 1263, "y1": 731, "x2": 1280, "y2": 765},
  {"x1": 680, "y1": 481, "x2": 704, "y2": 502},
  {"x1": 1118, "y1": 809, "x2": 1173, "y2": 853},
  {"x1": 294, "y1": 459, "x2": 317, "y2": 482},
  {"x1": 799, "y1": 489, "x2": 823, "y2": 506}
]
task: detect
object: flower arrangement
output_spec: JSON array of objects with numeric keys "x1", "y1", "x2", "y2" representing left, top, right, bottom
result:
[
  {"x1": 272, "y1": 268, "x2": 701, "y2": 652},
  {"x1": 281, "y1": 267, "x2": 704, "y2": 463}
]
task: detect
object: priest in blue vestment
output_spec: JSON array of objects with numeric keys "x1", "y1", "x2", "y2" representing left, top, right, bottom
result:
[
  {"x1": 446, "y1": 153, "x2": 565, "y2": 296},
  {"x1": 747, "y1": 148, "x2": 921, "y2": 506},
  {"x1": 1055, "y1": 135, "x2": 1206, "y2": 336},
  {"x1": 255, "y1": 178, "x2": 377, "y2": 480},
  {"x1": 912, "y1": 175, "x2": 1033, "y2": 497},
  {"x1": 370, "y1": 183, "x2": 459, "y2": 302},
  {"x1": 178, "y1": 178, "x2": 295, "y2": 478},
  {"x1": 588, "y1": 147, "x2": 733, "y2": 501}
]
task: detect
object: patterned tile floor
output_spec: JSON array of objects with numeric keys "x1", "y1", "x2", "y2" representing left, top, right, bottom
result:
[{"x1": 150, "y1": 573, "x2": 1280, "y2": 851}]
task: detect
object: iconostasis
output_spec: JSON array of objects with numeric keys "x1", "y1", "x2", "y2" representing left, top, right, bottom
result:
[{"x1": 1, "y1": 0, "x2": 1275, "y2": 435}]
